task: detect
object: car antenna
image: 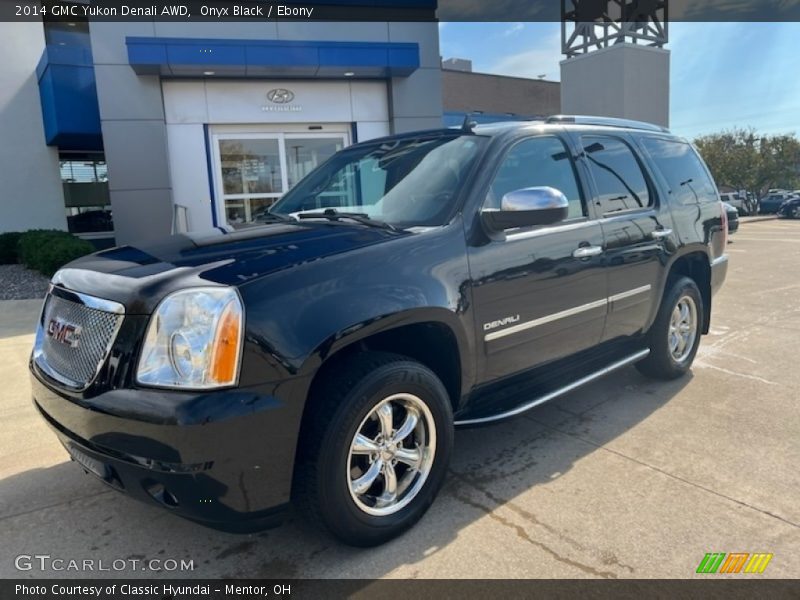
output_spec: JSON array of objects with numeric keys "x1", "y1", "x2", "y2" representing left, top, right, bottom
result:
[{"x1": 461, "y1": 112, "x2": 478, "y2": 132}]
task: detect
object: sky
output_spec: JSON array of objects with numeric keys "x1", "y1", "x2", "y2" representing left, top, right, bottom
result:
[{"x1": 438, "y1": 22, "x2": 800, "y2": 140}]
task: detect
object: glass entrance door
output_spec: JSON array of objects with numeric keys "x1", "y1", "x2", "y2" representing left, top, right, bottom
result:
[{"x1": 211, "y1": 131, "x2": 348, "y2": 228}]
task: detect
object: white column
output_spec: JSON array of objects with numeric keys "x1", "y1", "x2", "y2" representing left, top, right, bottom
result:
[{"x1": 560, "y1": 44, "x2": 670, "y2": 128}]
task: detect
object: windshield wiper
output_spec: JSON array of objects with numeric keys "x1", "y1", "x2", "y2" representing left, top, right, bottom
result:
[
  {"x1": 296, "y1": 208, "x2": 398, "y2": 231},
  {"x1": 256, "y1": 211, "x2": 294, "y2": 223}
]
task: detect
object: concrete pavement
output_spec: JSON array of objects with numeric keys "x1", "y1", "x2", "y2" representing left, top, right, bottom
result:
[{"x1": 1, "y1": 218, "x2": 798, "y2": 579}]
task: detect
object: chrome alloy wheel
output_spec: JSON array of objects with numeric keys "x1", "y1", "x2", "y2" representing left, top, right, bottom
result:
[
  {"x1": 668, "y1": 295, "x2": 698, "y2": 363},
  {"x1": 347, "y1": 393, "x2": 436, "y2": 517}
]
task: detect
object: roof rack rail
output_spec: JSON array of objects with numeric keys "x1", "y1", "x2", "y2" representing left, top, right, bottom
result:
[{"x1": 546, "y1": 115, "x2": 670, "y2": 133}]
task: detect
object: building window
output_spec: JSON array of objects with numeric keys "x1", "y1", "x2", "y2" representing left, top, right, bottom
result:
[
  {"x1": 43, "y1": 19, "x2": 90, "y2": 47},
  {"x1": 212, "y1": 132, "x2": 347, "y2": 228},
  {"x1": 60, "y1": 154, "x2": 113, "y2": 234}
]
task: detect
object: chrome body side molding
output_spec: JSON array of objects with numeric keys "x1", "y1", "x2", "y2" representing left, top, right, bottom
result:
[
  {"x1": 484, "y1": 298, "x2": 608, "y2": 342},
  {"x1": 484, "y1": 285, "x2": 653, "y2": 343},
  {"x1": 608, "y1": 284, "x2": 652, "y2": 303}
]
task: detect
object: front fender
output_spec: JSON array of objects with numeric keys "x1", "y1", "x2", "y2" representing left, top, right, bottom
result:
[
  {"x1": 236, "y1": 222, "x2": 474, "y2": 386},
  {"x1": 299, "y1": 305, "x2": 474, "y2": 391}
]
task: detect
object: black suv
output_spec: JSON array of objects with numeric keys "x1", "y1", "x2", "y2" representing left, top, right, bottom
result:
[{"x1": 30, "y1": 116, "x2": 728, "y2": 546}]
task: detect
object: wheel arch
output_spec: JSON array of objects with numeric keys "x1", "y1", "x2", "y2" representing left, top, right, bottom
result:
[
  {"x1": 289, "y1": 312, "x2": 467, "y2": 508},
  {"x1": 660, "y1": 249, "x2": 713, "y2": 334},
  {"x1": 299, "y1": 308, "x2": 470, "y2": 415}
]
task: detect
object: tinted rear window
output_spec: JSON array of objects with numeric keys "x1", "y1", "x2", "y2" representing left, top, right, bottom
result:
[
  {"x1": 640, "y1": 137, "x2": 718, "y2": 204},
  {"x1": 582, "y1": 136, "x2": 651, "y2": 214}
]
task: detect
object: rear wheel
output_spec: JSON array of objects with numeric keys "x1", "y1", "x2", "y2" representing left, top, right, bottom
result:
[
  {"x1": 637, "y1": 276, "x2": 704, "y2": 380},
  {"x1": 293, "y1": 352, "x2": 453, "y2": 546}
]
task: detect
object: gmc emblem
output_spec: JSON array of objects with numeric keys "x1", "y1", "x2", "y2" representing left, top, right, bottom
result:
[{"x1": 46, "y1": 318, "x2": 81, "y2": 348}]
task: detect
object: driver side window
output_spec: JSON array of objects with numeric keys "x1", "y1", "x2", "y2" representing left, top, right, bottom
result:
[{"x1": 487, "y1": 136, "x2": 585, "y2": 219}]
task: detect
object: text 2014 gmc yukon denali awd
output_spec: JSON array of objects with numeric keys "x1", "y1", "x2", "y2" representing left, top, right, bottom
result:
[{"x1": 30, "y1": 116, "x2": 728, "y2": 546}]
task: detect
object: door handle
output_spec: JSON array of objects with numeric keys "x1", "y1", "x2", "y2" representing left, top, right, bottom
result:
[
  {"x1": 651, "y1": 229, "x2": 673, "y2": 240},
  {"x1": 572, "y1": 245, "x2": 603, "y2": 258}
]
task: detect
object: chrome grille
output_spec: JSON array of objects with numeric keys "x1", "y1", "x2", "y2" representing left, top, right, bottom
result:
[{"x1": 33, "y1": 289, "x2": 124, "y2": 389}]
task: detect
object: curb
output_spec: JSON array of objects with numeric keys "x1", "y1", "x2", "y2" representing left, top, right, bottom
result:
[{"x1": 739, "y1": 216, "x2": 778, "y2": 224}]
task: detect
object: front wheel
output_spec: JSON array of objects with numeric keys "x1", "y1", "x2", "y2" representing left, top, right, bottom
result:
[
  {"x1": 636, "y1": 276, "x2": 704, "y2": 380},
  {"x1": 293, "y1": 352, "x2": 453, "y2": 546}
]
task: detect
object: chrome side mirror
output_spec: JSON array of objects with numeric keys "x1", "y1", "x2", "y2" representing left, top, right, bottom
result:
[{"x1": 481, "y1": 186, "x2": 570, "y2": 233}]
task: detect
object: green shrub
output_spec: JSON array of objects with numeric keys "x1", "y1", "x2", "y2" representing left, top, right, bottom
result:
[
  {"x1": 18, "y1": 230, "x2": 70, "y2": 270},
  {"x1": 18, "y1": 230, "x2": 95, "y2": 276},
  {"x1": 0, "y1": 232, "x2": 22, "y2": 264}
]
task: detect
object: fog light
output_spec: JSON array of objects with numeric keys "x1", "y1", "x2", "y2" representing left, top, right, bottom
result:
[{"x1": 144, "y1": 482, "x2": 179, "y2": 508}]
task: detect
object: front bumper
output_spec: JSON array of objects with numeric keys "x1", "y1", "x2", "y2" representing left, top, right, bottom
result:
[{"x1": 30, "y1": 365, "x2": 309, "y2": 532}]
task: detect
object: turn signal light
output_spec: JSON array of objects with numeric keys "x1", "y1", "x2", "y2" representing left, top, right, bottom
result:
[{"x1": 210, "y1": 301, "x2": 242, "y2": 385}]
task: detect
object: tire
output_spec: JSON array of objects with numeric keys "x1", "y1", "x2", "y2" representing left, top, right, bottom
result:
[
  {"x1": 636, "y1": 276, "x2": 704, "y2": 380},
  {"x1": 293, "y1": 352, "x2": 454, "y2": 546}
]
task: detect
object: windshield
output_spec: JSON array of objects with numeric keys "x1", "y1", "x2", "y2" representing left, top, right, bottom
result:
[{"x1": 268, "y1": 134, "x2": 486, "y2": 227}]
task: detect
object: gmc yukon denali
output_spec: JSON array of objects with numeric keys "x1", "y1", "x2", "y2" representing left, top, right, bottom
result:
[{"x1": 30, "y1": 116, "x2": 728, "y2": 546}]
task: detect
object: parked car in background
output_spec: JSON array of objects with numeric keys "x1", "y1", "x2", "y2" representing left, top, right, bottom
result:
[
  {"x1": 738, "y1": 191, "x2": 756, "y2": 215},
  {"x1": 720, "y1": 192, "x2": 751, "y2": 216},
  {"x1": 722, "y1": 201, "x2": 740, "y2": 234},
  {"x1": 759, "y1": 192, "x2": 795, "y2": 214},
  {"x1": 746, "y1": 192, "x2": 758, "y2": 215},
  {"x1": 777, "y1": 196, "x2": 800, "y2": 219}
]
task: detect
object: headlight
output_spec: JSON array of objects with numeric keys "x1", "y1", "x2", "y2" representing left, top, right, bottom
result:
[{"x1": 136, "y1": 287, "x2": 244, "y2": 389}]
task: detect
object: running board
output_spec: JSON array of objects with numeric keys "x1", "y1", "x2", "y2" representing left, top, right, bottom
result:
[{"x1": 453, "y1": 348, "x2": 650, "y2": 427}]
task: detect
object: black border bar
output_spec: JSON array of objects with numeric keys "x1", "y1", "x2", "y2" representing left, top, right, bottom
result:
[
  {"x1": 5, "y1": 579, "x2": 800, "y2": 600},
  {"x1": 3, "y1": 0, "x2": 800, "y2": 22}
]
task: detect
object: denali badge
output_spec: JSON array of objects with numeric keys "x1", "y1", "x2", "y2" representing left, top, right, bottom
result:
[
  {"x1": 483, "y1": 315, "x2": 521, "y2": 331},
  {"x1": 46, "y1": 318, "x2": 82, "y2": 348}
]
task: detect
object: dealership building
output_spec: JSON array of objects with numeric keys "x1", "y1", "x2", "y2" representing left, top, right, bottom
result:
[
  {"x1": 2, "y1": 4, "x2": 446, "y2": 246},
  {"x1": 2, "y1": 5, "x2": 667, "y2": 247},
  {"x1": 441, "y1": 58, "x2": 560, "y2": 127}
]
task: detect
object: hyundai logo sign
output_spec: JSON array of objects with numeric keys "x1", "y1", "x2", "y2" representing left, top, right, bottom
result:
[
  {"x1": 266, "y1": 89, "x2": 295, "y2": 104},
  {"x1": 262, "y1": 88, "x2": 302, "y2": 112}
]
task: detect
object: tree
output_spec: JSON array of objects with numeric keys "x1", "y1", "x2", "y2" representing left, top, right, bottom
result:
[
  {"x1": 760, "y1": 134, "x2": 800, "y2": 193},
  {"x1": 693, "y1": 128, "x2": 800, "y2": 196}
]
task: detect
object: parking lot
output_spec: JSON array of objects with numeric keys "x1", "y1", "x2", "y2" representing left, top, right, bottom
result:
[{"x1": 0, "y1": 217, "x2": 798, "y2": 579}]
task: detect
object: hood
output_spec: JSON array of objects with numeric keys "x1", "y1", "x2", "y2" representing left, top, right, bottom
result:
[{"x1": 54, "y1": 222, "x2": 409, "y2": 314}]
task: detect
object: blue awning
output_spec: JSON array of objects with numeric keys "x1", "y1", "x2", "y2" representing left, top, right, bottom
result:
[
  {"x1": 36, "y1": 44, "x2": 103, "y2": 151},
  {"x1": 126, "y1": 37, "x2": 420, "y2": 78}
]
